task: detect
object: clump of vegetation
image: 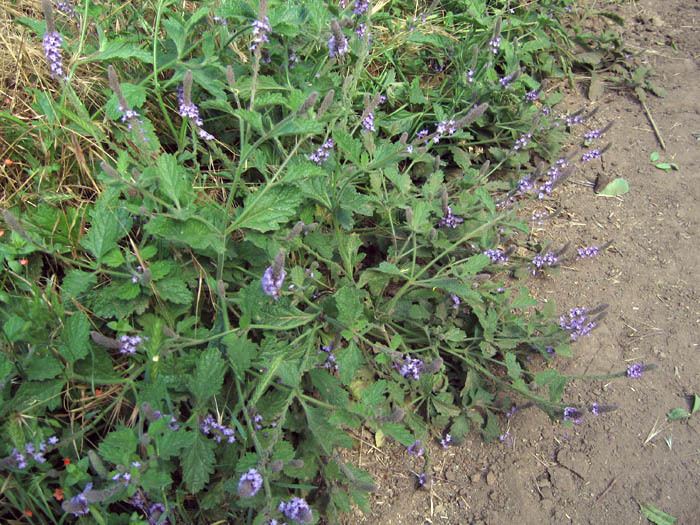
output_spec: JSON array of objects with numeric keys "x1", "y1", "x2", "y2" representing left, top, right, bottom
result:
[{"x1": 0, "y1": 0, "x2": 630, "y2": 522}]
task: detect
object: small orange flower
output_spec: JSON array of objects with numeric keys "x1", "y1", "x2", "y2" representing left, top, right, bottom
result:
[
  {"x1": 94, "y1": 388, "x2": 103, "y2": 396},
  {"x1": 53, "y1": 487, "x2": 64, "y2": 501},
  {"x1": 0, "y1": 229, "x2": 4, "y2": 237},
  {"x1": 63, "y1": 457, "x2": 71, "y2": 466},
  {"x1": 19, "y1": 258, "x2": 29, "y2": 266},
  {"x1": 24, "y1": 509, "x2": 33, "y2": 517},
  {"x1": 3, "y1": 158, "x2": 13, "y2": 166}
]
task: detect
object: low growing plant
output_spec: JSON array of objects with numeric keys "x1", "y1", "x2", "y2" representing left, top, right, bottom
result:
[{"x1": 0, "y1": 0, "x2": 635, "y2": 522}]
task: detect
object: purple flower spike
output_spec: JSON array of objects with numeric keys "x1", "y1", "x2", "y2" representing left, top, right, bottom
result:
[
  {"x1": 563, "y1": 407, "x2": 582, "y2": 424},
  {"x1": 43, "y1": 31, "x2": 66, "y2": 80},
  {"x1": 439, "y1": 433, "x2": 452, "y2": 449},
  {"x1": 484, "y1": 248, "x2": 508, "y2": 264},
  {"x1": 328, "y1": 21, "x2": 349, "y2": 58},
  {"x1": 407, "y1": 440, "x2": 424, "y2": 457},
  {"x1": 238, "y1": 468, "x2": 263, "y2": 497},
  {"x1": 308, "y1": 139, "x2": 335, "y2": 164},
  {"x1": 590, "y1": 402, "x2": 600, "y2": 416},
  {"x1": 398, "y1": 355, "x2": 424, "y2": 381},
  {"x1": 438, "y1": 206, "x2": 464, "y2": 229},
  {"x1": 62, "y1": 483, "x2": 92, "y2": 517},
  {"x1": 279, "y1": 497, "x2": 313, "y2": 524},
  {"x1": 559, "y1": 307, "x2": 597, "y2": 341},
  {"x1": 525, "y1": 90, "x2": 539, "y2": 102},
  {"x1": 577, "y1": 246, "x2": 599, "y2": 259},
  {"x1": 250, "y1": 17, "x2": 271, "y2": 51},
  {"x1": 119, "y1": 335, "x2": 143, "y2": 355},
  {"x1": 513, "y1": 132, "x2": 532, "y2": 151},
  {"x1": 581, "y1": 149, "x2": 601, "y2": 162},
  {"x1": 361, "y1": 112, "x2": 375, "y2": 132},
  {"x1": 352, "y1": 0, "x2": 369, "y2": 15},
  {"x1": 584, "y1": 129, "x2": 602, "y2": 141},
  {"x1": 489, "y1": 36, "x2": 501, "y2": 54},
  {"x1": 626, "y1": 362, "x2": 644, "y2": 379},
  {"x1": 531, "y1": 252, "x2": 558, "y2": 274}
]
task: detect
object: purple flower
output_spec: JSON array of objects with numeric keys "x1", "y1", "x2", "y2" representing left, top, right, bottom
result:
[
  {"x1": 438, "y1": 206, "x2": 464, "y2": 229},
  {"x1": 361, "y1": 111, "x2": 375, "y2": 132},
  {"x1": 576, "y1": 246, "x2": 599, "y2": 259},
  {"x1": 398, "y1": 355, "x2": 424, "y2": 380},
  {"x1": 200, "y1": 414, "x2": 236, "y2": 444},
  {"x1": 516, "y1": 175, "x2": 534, "y2": 194},
  {"x1": 524, "y1": 90, "x2": 539, "y2": 102},
  {"x1": 62, "y1": 483, "x2": 92, "y2": 517},
  {"x1": 626, "y1": 362, "x2": 645, "y2": 379},
  {"x1": 436, "y1": 120, "x2": 457, "y2": 137},
  {"x1": 499, "y1": 71, "x2": 518, "y2": 88},
  {"x1": 262, "y1": 266, "x2": 286, "y2": 300},
  {"x1": 352, "y1": 0, "x2": 369, "y2": 15},
  {"x1": 147, "y1": 503, "x2": 168, "y2": 525},
  {"x1": 484, "y1": 249, "x2": 508, "y2": 264},
  {"x1": 43, "y1": 31, "x2": 65, "y2": 80},
  {"x1": 250, "y1": 17, "x2": 271, "y2": 51},
  {"x1": 119, "y1": 335, "x2": 143, "y2": 355},
  {"x1": 279, "y1": 497, "x2": 313, "y2": 524},
  {"x1": 405, "y1": 145, "x2": 414, "y2": 154},
  {"x1": 177, "y1": 80, "x2": 215, "y2": 141},
  {"x1": 439, "y1": 434, "x2": 452, "y2": 449},
  {"x1": 581, "y1": 149, "x2": 601, "y2": 162},
  {"x1": 328, "y1": 21, "x2": 350, "y2": 58},
  {"x1": 355, "y1": 22, "x2": 368, "y2": 38},
  {"x1": 584, "y1": 129, "x2": 602, "y2": 141},
  {"x1": 590, "y1": 402, "x2": 600, "y2": 416},
  {"x1": 489, "y1": 36, "x2": 501, "y2": 54},
  {"x1": 563, "y1": 407, "x2": 582, "y2": 424},
  {"x1": 498, "y1": 431, "x2": 512, "y2": 444},
  {"x1": 513, "y1": 132, "x2": 532, "y2": 151},
  {"x1": 319, "y1": 343, "x2": 339, "y2": 372},
  {"x1": 112, "y1": 472, "x2": 132, "y2": 485},
  {"x1": 416, "y1": 129, "x2": 429, "y2": 141},
  {"x1": 450, "y1": 294, "x2": 461, "y2": 309},
  {"x1": 559, "y1": 307, "x2": 596, "y2": 341},
  {"x1": 531, "y1": 252, "x2": 558, "y2": 273},
  {"x1": 10, "y1": 448, "x2": 27, "y2": 469},
  {"x1": 48, "y1": 435, "x2": 59, "y2": 445},
  {"x1": 238, "y1": 468, "x2": 263, "y2": 497},
  {"x1": 56, "y1": 1, "x2": 77, "y2": 17},
  {"x1": 407, "y1": 440, "x2": 424, "y2": 457},
  {"x1": 416, "y1": 472, "x2": 427, "y2": 487},
  {"x1": 566, "y1": 114, "x2": 584, "y2": 126},
  {"x1": 308, "y1": 139, "x2": 334, "y2": 164},
  {"x1": 545, "y1": 346, "x2": 555, "y2": 356},
  {"x1": 466, "y1": 69, "x2": 475, "y2": 83}
]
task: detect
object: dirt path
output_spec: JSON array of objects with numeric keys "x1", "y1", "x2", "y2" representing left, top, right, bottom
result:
[{"x1": 344, "y1": 1, "x2": 700, "y2": 523}]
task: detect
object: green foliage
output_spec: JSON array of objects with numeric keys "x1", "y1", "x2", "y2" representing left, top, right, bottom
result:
[{"x1": 0, "y1": 0, "x2": 612, "y2": 523}]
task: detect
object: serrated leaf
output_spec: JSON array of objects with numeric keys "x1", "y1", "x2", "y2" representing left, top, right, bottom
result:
[
  {"x1": 534, "y1": 369, "x2": 568, "y2": 402},
  {"x1": 61, "y1": 270, "x2": 97, "y2": 302},
  {"x1": 336, "y1": 342, "x2": 364, "y2": 385},
  {"x1": 98, "y1": 427, "x2": 137, "y2": 465},
  {"x1": 105, "y1": 83, "x2": 147, "y2": 120},
  {"x1": 335, "y1": 286, "x2": 366, "y2": 331},
  {"x1": 80, "y1": 193, "x2": 133, "y2": 263},
  {"x1": 235, "y1": 185, "x2": 302, "y2": 232},
  {"x1": 25, "y1": 355, "x2": 63, "y2": 380},
  {"x1": 156, "y1": 153, "x2": 193, "y2": 209},
  {"x1": 88, "y1": 39, "x2": 152, "y2": 63},
  {"x1": 223, "y1": 333, "x2": 258, "y2": 376},
  {"x1": 189, "y1": 347, "x2": 226, "y2": 406},
  {"x1": 380, "y1": 423, "x2": 414, "y2": 446},
  {"x1": 597, "y1": 178, "x2": 629, "y2": 197},
  {"x1": 158, "y1": 430, "x2": 190, "y2": 460},
  {"x1": 59, "y1": 311, "x2": 91, "y2": 363},
  {"x1": 409, "y1": 77, "x2": 428, "y2": 104},
  {"x1": 640, "y1": 504, "x2": 677, "y2": 525},
  {"x1": 154, "y1": 277, "x2": 192, "y2": 305},
  {"x1": 504, "y1": 353, "x2": 522, "y2": 381},
  {"x1": 182, "y1": 431, "x2": 215, "y2": 493}
]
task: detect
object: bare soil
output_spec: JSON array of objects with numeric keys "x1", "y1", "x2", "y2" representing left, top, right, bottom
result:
[{"x1": 343, "y1": 1, "x2": 700, "y2": 523}]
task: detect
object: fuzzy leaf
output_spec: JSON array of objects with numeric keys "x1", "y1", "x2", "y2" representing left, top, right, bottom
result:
[
  {"x1": 98, "y1": 427, "x2": 138, "y2": 465},
  {"x1": 59, "y1": 311, "x2": 91, "y2": 363},
  {"x1": 597, "y1": 178, "x2": 629, "y2": 197},
  {"x1": 182, "y1": 432, "x2": 216, "y2": 493},
  {"x1": 188, "y1": 347, "x2": 226, "y2": 406},
  {"x1": 235, "y1": 185, "x2": 302, "y2": 232}
]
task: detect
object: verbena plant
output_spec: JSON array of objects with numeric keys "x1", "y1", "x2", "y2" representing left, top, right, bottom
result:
[{"x1": 0, "y1": 0, "x2": 630, "y2": 523}]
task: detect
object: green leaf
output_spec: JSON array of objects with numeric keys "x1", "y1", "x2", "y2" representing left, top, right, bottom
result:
[
  {"x1": 409, "y1": 77, "x2": 428, "y2": 104},
  {"x1": 335, "y1": 286, "x2": 367, "y2": 331},
  {"x1": 223, "y1": 333, "x2": 258, "y2": 376},
  {"x1": 336, "y1": 342, "x2": 365, "y2": 385},
  {"x1": 80, "y1": 192, "x2": 133, "y2": 263},
  {"x1": 597, "y1": 178, "x2": 629, "y2": 197},
  {"x1": 105, "y1": 83, "x2": 147, "y2": 120},
  {"x1": 61, "y1": 270, "x2": 97, "y2": 302},
  {"x1": 156, "y1": 154, "x2": 193, "y2": 209},
  {"x1": 691, "y1": 394, "x2": 700, "y2": 414},
  {"x1": 649, "y1": 151, "x2": 660, "y2": 162},
  {"x1": 304, "y1": 405, "x2": 353, "y2": 453},
  {"x1": 188, "y1": 347, "x2": 226, "y2": 406},
  {"x1": 154, "y1": 277, "x2": 192, "y2": 305},
  {"x1": 235, "y1": 185, "x2": 302, "y2": 232},
  {"x1": 98, "y1": 427, "x2": 138, "y2": 465},
  {"x1": 654, "y1": 162, "x2": 679, "y2": 172},
  {"x1": 380, "y1": 423, "x2": 414, "y2": 446},
  {"x1": 666, "y1": 407, "x2": 690, "y2": 421},
  {"x1": 640, "y1": 503, "x2": 677, "y2": 525},
  {"x1": 182, "y1": 431, "x2": 216, "y2": 493},
  {"x1": 87, "y1": 39, "x2": 152, "y2": 63},
  {"x1": 158, "y1": 430, "x2": 190, "y2": 460},
  {"x1": 59, "y1": 311, "x2": 91, "y2": 363},
  {"x1": 25, "y1": 355, "x2": 63, "y2": 380},
  {"x1": 504, "y1": 353, "x2": 522, "y2": 381},
  {"x1": 534, "y1": 369, "x2": 568, "y2": 402}
]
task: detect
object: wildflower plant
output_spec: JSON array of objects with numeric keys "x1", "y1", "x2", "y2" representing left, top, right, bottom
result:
[{"x1": 0, "y1": 0, "x2": 636, "y2": 522}]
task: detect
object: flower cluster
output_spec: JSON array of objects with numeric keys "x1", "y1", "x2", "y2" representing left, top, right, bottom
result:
[
  {"x1": 279, "y1": 497, "x2": 313, "y2": 524},
  {"x1": 407, "y1": 440, "x2": 424, "y2": 456},
  {"x1": 352, "y1": 0, "x2": 369, "y2": 15},
  {"x1": 537, "y1": 158, "x2": 567, "y2": 199},
  {"x1": 130, "y1": 492, "x2": 170, "y2": 525},
  {"x1": 484, "y1": 248, "x2": 508, "y2": 264},
  {"x1": 450, "y1": 294, "x2": 461, "y2": 309},
  {"x1": 559, "y1": 307, "x2": 596, "y2": 341},
  {"x1": 516, "y1": 175, "x2": 534, "y2": 194},
  {"x1": 119, "y1": 335, "x2": 143, "y2": 355},
  {"x1": 524, "y1": 90, "x2": 539, "y2": 102},
  {"x1": 531, "y1": 251, "x2": 558, "y2": 273},
  {"x1": 112, "y1": 471, "x2": 132, "y2": 485},
  {"x1": 438, "y1": 206, "x2": 464, "y2": 229},
  {"x1": 308, "y1": 139, "x2": 334, "y2": 164},
  {"x1": 262, "y1": 265, "x2": 286, "y2": 299},
  {"x1": 250, "y1": 17, "x2": 271, "y2": 51},
  {"x1": 319, "y1": 343, "x2": 338, "y2": 371},
  {"x1": 131, "y1": 265, "x2": 144, "y2": 283},
  {"x1": 466, "y1": 69, "x2": 475, "y2": 83},
  {"x1": 361, "y1": 111, "x2": 375, "y2": 132},
  {"x1": 563, "y1": 407, "x2": 582, "y2": 424},
  {"x1": 63, "y1": 483, "x2": 92, "y2": 516},
  {"x1": 566, "y1": 114, "x2": 584, "y2": 126},
  {"x1": 43, "y1": 31, "x2": 65, "y2": 79},
  {"x1": 584, "y1": 129, "x2": 602, "y2": 141},
  {"x1": 177, "y1": 85, "x2": 214, "y2": 141},
  {"x1": 436, "y1": 119, "x2": 457, "y2": 139},
  {"x1": 513, "y1": 132, "x2": 532, "y2": 151},
  {"x1": 626, "y1": 362, "x2": 645, "y2": 379},
  {"x1": 56, "y1": 1, "x2": 76, "y2": 17},
  {"x1": 397, "y1": 355, "x2": 424, "y2": 380},
  {"x1": 489, "y1": 36, "x2": 501, "y2": 54},
  {"x1": 581, "y1": 149, "x2": 601, "y2": 162},
  {"x1": 576, "y1": 246, "x2": 599, "y2": 259},
  {"x1": 439, "y1": 433, "x2": 452, "y2": 448},
  {"x1": 200, "y1": 414, "x2": 236, "y2": 444},
  {"x1": 499, "y1": 71, "x2": 518, "y2": 88},
  {"x1": 328, "y1": 21, "x2": 350, "y2": 58},
  {"x1": 590, "y1": 402, "x2": 600, "y2": 416},
  {"x1": 355, "y1": 23, "x2": 368, "y2": 38},
  {"x1": 238, "y1": 468, "x2": 264, "y2": 497}
]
